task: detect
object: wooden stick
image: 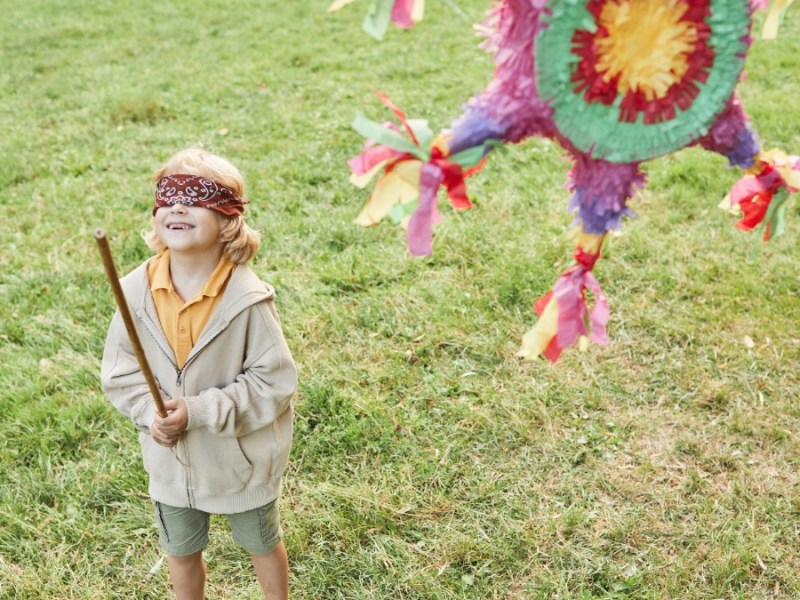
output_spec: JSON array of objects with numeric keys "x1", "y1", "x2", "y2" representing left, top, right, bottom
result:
[{"x1": 95, "y1": 229, "x2": 168, "y2": 418}]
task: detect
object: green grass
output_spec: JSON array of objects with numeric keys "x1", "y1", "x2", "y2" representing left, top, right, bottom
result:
[{"x1": 2, "y1": 1, "x2": 800, "y2": 598}]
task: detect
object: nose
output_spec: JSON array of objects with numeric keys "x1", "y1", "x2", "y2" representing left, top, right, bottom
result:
[{"x1": 169, "y1": 203, "x2": 188, "y2": 214}]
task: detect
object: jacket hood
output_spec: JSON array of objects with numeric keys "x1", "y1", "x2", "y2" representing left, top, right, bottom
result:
[
  {"x1": 121, "y1": 260, "x2": 273, "y2": 320},
  {"x1": 120, "y1": 260, "x2": 274, "y2": 366}
]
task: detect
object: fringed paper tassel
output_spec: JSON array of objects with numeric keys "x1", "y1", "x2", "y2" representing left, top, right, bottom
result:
[
  {"x1": 518, "y1": 231, "x2": 610, "y2": 362},
  {"x1": 760, "y1": 0, "x2": 796, "y2": 39},
  {"x1": 328, "y1": 0, "x2": 424, "y2": 40},
  {"x1": 390, "y1": 0, "x2": 425, "y2": 29},
  {"x1": 726, "y1": 149, "x2": 800, "y2": 240},
  {"x1": 349, "y1": 92, "x2": 490, "y2": 255}
]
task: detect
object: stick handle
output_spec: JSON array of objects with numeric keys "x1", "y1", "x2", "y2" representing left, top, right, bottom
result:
[{"x1": 95, "y1": 229, "x2": 168, "y2": 418}]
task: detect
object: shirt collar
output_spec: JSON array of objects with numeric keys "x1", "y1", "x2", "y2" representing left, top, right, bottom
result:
[
  {"x1": 201, "y1": 254, "x2": 236, "y2": 298},
  {"x1": 150, "y1": 250, "x2": 173, "y2": 292},
  {"x1": 149, "y1": 249, "x2": 236, "y2": 299}
]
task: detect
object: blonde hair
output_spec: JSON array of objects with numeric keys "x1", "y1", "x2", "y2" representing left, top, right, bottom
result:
[{"x1": 143, "y1": 147, "x2": 261, "y2": 264}]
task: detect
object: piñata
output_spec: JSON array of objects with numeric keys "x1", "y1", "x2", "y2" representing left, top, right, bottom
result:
[{"x1": 347, "y1": 0, "x2": 798, "y2": 361}]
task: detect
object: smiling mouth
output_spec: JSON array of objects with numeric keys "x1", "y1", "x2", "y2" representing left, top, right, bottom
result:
[{"x1": 167, "y1": 223, "x2": 194, "y2": 230}]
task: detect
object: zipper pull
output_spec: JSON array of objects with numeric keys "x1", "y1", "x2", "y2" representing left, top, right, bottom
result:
[{"x1": 176, "y1": 369, "x2": 182, "y2": 386}]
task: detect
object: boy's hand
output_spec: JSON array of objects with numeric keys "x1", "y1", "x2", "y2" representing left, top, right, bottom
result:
[
  {"x1": 150, "y1": 398, "x2": 189, "y2": 447},
  {"x1": 151, "y1": 421, "x2": 180, "y2": 447}
]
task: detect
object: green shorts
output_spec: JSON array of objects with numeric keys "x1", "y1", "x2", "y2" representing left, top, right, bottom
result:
[{"x1": 153, "y1": 499, "x2": 283, "y2": 557}]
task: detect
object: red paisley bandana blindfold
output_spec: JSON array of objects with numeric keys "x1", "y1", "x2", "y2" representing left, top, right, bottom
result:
[{"x1": 153, "y1": 174, "x2": 245, "y2": 217}]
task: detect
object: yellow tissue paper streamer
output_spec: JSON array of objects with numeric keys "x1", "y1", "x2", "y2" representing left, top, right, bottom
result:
[
  {"x1": 412, "y1": 0, "x2": 425, "y2": 23},
  {"x1": 354, "y1": 160, "x2": 422, "y2": 226},
  {"x1": 517, "y1": 295, "x2": 560, "y2": 361},
  {"x1": 762, "y1": 0, "x2": 795, "y2": 39},
  {"x1": 576, "y1": 231, "x2": 605, "y2": 255},
  {"x1": 350, "y1": 159, "x2": 390, "y2": 189},
  {"x1": 762, "y1": 148, "x2": 800, "y2": 189},
  {"x1": 328, "y1": 0, "x2": 357, "y2": 12}
]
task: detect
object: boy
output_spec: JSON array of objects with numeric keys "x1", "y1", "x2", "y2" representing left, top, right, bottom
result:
[{"x1": 101, "y1": 147, "x2": 296, "y2": 600}]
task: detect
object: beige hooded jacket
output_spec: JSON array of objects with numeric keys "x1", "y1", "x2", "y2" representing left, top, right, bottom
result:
[{"x1": 101, "y1": 261, "x2": 296, "y2": 514}]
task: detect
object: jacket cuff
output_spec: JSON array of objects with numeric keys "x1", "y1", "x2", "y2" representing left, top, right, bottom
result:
[{"x1": 183, "y1": 395, "x2": 208, "y2": 431}]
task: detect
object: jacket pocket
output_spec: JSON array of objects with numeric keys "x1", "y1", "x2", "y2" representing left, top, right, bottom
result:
[
  {"x1": 140, "y1": 433, "x2": 184, "y2": 485},
  {"x1": 188, "y1": 432, "x2": 254, "y2": 494},
  {"x1": 237, "y1": 425, "x2": 278, "y2": 487}
]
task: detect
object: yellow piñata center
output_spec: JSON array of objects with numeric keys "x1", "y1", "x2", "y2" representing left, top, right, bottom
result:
[{"x1": 595, "y1": 0, "x2": 699, "y2": 101}]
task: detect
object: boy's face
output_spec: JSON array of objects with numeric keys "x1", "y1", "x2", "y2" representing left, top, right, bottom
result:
[{"x1": 154, "y1": 204, "x2": 226, "y2": 256}]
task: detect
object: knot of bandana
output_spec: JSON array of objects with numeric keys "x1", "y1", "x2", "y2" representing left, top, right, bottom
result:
[{"x1": 153, "y1": 174, "x2": 245, "y2": 217}]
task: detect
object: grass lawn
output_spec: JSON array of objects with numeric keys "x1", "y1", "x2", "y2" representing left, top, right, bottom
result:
[{"x1": 1, "y1": 1, "x2": 799, "y2": 598}]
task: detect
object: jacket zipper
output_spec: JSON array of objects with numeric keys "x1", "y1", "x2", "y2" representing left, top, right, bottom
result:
[
  {"x1": 139, "y1": 312, "x2": 230, "y2": 509},
  {"x1": 139, "y1": 317, "x2": 188, "y2": 388},
  {"x1": 183, "y1": 437, "x2": 194, "y2": 508},
  {"x1": 138, "y1": 314, "x2": 195, "y2": 506},
  {"x1": 176, "y1": 326, "x2": 229, "y2": 509}
]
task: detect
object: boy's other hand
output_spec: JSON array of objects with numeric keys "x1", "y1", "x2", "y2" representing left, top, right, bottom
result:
[
  {"x1": 157, "y1": 397, "x2": 189, "y2": 435},
  {"x1": 150, "y1": 420, "x2": 180, "y2": 447},
  {"x1": 151, "y1": 398, "x2": 189, "y2": 447}
]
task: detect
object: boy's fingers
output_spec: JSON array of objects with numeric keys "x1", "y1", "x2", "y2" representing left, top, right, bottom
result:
[
  {"x1": 160, "y1": 416, "x2": 182, "y2": 431},
  {"x1": 152, "y1": 429, "x2": 178, "y2": 447},
  {"x1": 154, "y1": 412, "x2": 178, "y2": 427}
]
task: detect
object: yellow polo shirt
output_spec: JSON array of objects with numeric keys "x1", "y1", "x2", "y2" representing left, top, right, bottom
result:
[{"x1": 147, "y1": 250, "x2": 236, "y2": 368}]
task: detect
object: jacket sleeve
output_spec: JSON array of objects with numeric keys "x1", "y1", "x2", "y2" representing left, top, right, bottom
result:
[
  {"x1": 100, "y1": 310, "x2": 159, "y2": 434},
  {"x1": 183, "y1": 300, "x2": 297, "y2": 438}
]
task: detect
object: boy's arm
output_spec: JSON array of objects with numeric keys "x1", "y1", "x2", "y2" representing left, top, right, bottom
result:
[
  {"x1": 101, "y1": 310, "x2": 161, "y2": 434},
  {"x1": 182, "y1": 301, "x2": 298, "y2": 438}
]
